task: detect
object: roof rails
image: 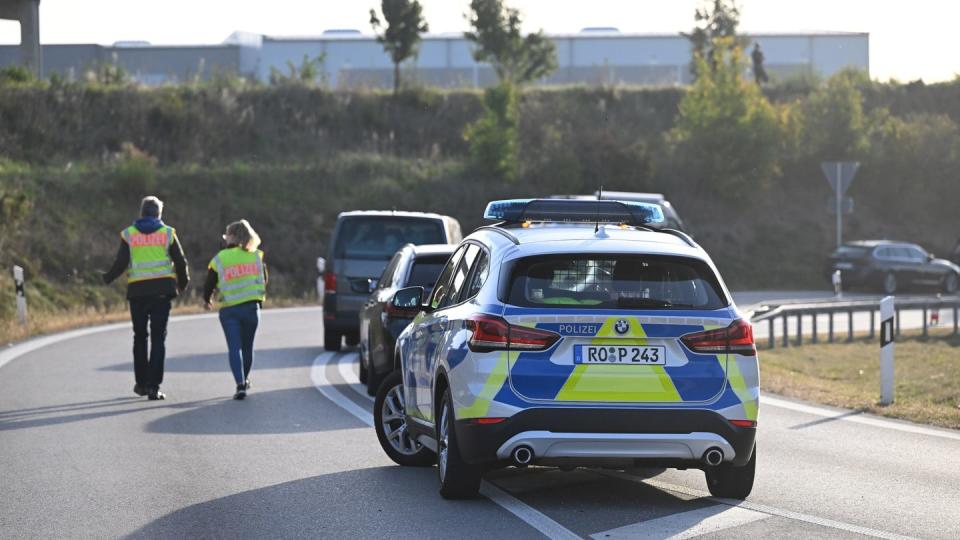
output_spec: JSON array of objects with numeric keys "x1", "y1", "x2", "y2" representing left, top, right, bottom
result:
[
  {"x1": 474, "y1": 225, "x2": 520, "y2": 245},
  {"x1": 483, "y1": 199, "x2": 665, "y2": 226}
]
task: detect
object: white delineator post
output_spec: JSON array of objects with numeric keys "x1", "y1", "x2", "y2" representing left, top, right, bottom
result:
[
  {"x1": 13, "y1": 265, "x2": 27, "y2": 325},
  {"x1": 879, "y1": 296, "x2": 895, "y2": 405}
]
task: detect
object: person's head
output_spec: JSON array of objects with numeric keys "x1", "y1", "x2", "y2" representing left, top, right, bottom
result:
[
  {"x1": 140, "y1": 196, "x2": 163, "y2": 218},
  {"x1": 223, "y1": 219, "x2": 261, "y2": 252}
]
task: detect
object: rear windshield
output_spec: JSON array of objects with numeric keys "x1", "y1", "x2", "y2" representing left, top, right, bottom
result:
[
  {"x1": 334, "y1": 217, "x2": 445, "y2": 260},
  {"x1": 405, "y1": 255, "x2": 451, "y2": 290},
  {"x1": 506, "y1": 254, "x2": 727, "y2": 310},
  {"x1": 834, "y1": 245, "x2": 870, "y2": 258}
]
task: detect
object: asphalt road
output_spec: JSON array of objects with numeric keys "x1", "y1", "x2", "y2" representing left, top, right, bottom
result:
[{"x1": 1, "y1": 307, "x2": 959, "y2": 539}]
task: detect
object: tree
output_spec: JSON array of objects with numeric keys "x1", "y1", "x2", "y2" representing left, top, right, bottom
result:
[
  {"x1": 370, "y1": 0, "x2": 429, "y2": 94},
  {"x1": 269, "y1": 54, "x2": 327, "y2": 86},
  {"x1": 464, "y1": 0, "x2": 557, "y2": 85},
  {"x1": 683, "y1": 0, "x2": 745, "y2": 77},
  {"x1": 800, "y1": 70, "x2": 870, "y2": 160},
  {"x1": 672, "y1": 38, "x2": 784, "y2": 199}
]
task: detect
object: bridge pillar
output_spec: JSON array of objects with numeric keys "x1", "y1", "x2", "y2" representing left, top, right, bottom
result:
[{"x1": 0, "y1": 0, "x2": 42, "y2": 76}]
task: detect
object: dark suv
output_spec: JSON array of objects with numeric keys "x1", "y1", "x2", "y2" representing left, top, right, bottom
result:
[
  {"x1": 320, "y1": 211, "x2": 462, "y2": 351},
  {"x1": 827, "y1": 240, "x2": 960, "y2": 294}
]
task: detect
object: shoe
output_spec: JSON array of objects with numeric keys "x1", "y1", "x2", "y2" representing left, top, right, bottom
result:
[
  {"x1": 233, "y1": 385, "x2": 247, "y2": 400},
  {"x1": 133, "y1": 384, "x2": 148, "y2": 397},
  {"x1": 148, "y1": 389, "x2": 166, "y2": 400},
  {"x1": 244, "y1": 379, "x2": 251, "y2": 390}
]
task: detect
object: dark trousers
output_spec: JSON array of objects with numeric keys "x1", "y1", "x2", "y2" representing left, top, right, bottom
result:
[
  {"x1": 129, "y1": 296, "x2": 172, "y2": 390},
  {"x1": 219, "y1": 302, "x2": 260, "y2": 385}
]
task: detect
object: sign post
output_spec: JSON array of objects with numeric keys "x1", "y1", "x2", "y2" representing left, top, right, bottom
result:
[
  {"x1": 879, "y1": 296, "x2": 895, "y2": 405},
  {"x1": 821, "y1": 161, "x2": 859, "y2": 249},
  {"x1": 13, "y1": 265, "x2": 27, "y2": 325}
]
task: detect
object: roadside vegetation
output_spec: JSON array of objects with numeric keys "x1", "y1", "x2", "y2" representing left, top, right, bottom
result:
[{"x1": 761, "y1": 332, "x2": 960, "y2": 429}]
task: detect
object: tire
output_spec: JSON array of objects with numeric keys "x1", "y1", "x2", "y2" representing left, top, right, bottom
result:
[
  {"x1": 882, "y1": 272, "x2": 897, "y2": 295},
  {"x1": 704, "y1": 445, "x2": 756, "y2": 499},
  {"x1": 366, "y1": 363, "x2": 384, "y2": 396},
  {"x1": 345, "y1": 332, "x2": 360, "y2": 347},
  {"x1": 324, "y1": 329, "x2": 342, "y2": 352},
  {"x1": 373, "y1": 371, "x2": 435, "y2": 467},
  {"x1": 437, "y1": 388, "x2": 483, "y2": 499},
  {"x1": 943, "y1": 273, "x2": 958, "y2": 294},
  {"x1": 358, "y1": 350, "x2": 368, "y2": 384}
]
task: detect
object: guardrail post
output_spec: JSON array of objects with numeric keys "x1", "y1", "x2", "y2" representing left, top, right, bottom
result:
[
  {"x1": 13, "y1": 265, "x2": 28, "y2": 325},
  {"x1": 895, "y1": 308, "x2": 901, "y2": 336},
  {"x1": 811, "y1": 312, "x2": 818, "y2": 344},
  {"x1": 796, "y1": 313, "x2": 803, "y2": 346},
  {"x1": 954, "y1": 306, "x2": 958, "y2": 335},
  {"x1": 782, "y1": 315, "x2": 789, "y2": 348},
  {"x1": 847, "y1": 310, "x2": 854, "y2": 342},
  {"x1": 828, "y1": 312, "x2": 834, "y2": 343},
  {"x1": 880, "y1": 296, "x2": 895, "y2": 405},
  {"x1": 922, "y1": 306, "x2": 928, "y2": 337},
  {"x1": 768, "y1": 318, "x2": 775, "y2": 349},
  {"x1": 869, "y1": 310, "x2": 875, "y2": 339}
]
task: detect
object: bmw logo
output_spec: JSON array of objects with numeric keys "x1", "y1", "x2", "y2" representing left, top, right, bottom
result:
[{"x1": 614, "y1": 319, "x2": 630, "y2": 335}]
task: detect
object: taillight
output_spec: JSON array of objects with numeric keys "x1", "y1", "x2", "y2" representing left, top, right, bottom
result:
[
  {"x1": 323, "y1": 272, "x2": 337, "y2": 292},
  {"x1": 729, "y1": 419, "x2": 757, "y2": 428},
  {"x1": 465, "y1": 315, "x2": 559, "y2": 353},
  {"x1": 681, "y1": 319, "x2": 756, "y2": 356}
]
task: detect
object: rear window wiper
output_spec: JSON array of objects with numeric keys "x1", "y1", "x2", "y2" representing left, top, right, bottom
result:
[{"x1": 616, "y1": 298, "x2": 694, "y2": 309}]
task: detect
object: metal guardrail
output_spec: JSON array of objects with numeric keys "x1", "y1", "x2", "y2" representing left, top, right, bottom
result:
[{"x1": 749, "y1": 295, "x2": 960, "y2": 348}]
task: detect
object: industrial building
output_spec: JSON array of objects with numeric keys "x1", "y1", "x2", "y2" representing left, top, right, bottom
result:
[{"x1": 0, "y1": 29, "x2": 869, "y2": 87}]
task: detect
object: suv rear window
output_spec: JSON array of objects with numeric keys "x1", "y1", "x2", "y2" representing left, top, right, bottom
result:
[
  {"x1": 334, "y1": 217, "x2": 445, "y2": 260},
  {"x1": 835, "y1": 245, "x2": 870, "y2": 258},
  {"x1": 506, "y1": 254, "x2": 727, "y2": 310},
  {"x1": 405, "y1": 255, "x2": 451, "y2": 290}
]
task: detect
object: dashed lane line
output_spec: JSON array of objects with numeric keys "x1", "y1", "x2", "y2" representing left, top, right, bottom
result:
[
  {"x1": 311, "y1": 351, "x2": 583, "y2": 540},
  {"x1": 589, "y1": 504, "x2": 769, "y2": 539},
  {"x1": 598, "y1": 471, "x2": 917, "y2": 540}
]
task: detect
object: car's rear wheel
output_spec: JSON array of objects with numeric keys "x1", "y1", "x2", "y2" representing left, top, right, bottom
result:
[
  {"x1": 345, "y1": 332, "x2": 360, "y2": 347},
  {"x1": 883, "y1": 272, "x2": 897, "y2": 295},
  {"x1": 437, "y1": 388, "x2": 483, "y2": 499},
  {"x1": 324, "y1": 329, "x2": 342, "y2": 352},
  {"x1": 358, "y1": 348, "x2": 368, "y2": 384},
  {"x1": 943, "y1": 273, "x2": 958, "y2": 294},
  {"x1": 704, "y1": 445, "x2": 756, "y2": 499},
  {"x1": 374, "y1": 371, "x2": 434, "y2": 467},
  {"x1": 366, "y1": 362, "x2": 384, "y2": 396}
]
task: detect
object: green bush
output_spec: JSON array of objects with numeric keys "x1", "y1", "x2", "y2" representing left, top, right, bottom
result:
[{"x1": 464, "y1": 82, "x2": 519, "y2": 180}]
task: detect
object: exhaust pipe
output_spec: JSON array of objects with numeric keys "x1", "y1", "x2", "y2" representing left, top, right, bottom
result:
[
  {"x1": 512, "y1": 445, "x2": 534, "y2": 467},
  {"x1": 702, "y1": 447, "x2": 724, "y2": 467}
]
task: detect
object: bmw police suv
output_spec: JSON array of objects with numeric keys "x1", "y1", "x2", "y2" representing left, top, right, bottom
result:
[{"x1": 372, "y1": 199, "x2": 759, "y2": 500}]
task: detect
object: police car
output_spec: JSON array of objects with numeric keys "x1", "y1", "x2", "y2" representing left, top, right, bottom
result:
[{"x1": 372, "y1": 199, "x2": 759, "y2": 500}]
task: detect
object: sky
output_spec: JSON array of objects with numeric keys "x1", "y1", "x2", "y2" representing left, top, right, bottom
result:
[{"x1": 0, "y1": 0, "x2": 956, "y2": 82}]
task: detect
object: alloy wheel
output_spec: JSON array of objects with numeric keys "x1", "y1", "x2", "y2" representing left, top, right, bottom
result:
[
  {"x1": 380, "y1": 384, "x2": 421, "y2": 456},
  {"x1": 438, "y1": 405, "x2": 449, "y2": 481}
]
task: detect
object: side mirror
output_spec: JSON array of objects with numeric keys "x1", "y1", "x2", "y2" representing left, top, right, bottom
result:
[
  {"x1": 367, "y1": 278, "x2": 378, "y2": 293},
  {"x1": 928, "y1": 253, "x2": 935, "y2": 262},
  {"x1": 390, "y1": 286, "x2": 425, "y2": 316},
  {"x1": 316, "y1": 257, "x2": 326, "y2": 274}
]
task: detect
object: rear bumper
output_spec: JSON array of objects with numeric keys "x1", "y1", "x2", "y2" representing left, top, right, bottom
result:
[
  {"x1": 455, "y1": 407, "x2": 756, "y2": 467},
  {"x1": 323, "y1": 293, "x2": 363, "y2": 334}
]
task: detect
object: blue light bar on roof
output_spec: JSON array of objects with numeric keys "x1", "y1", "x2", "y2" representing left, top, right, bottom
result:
[{"x1": 483, "y1": 198, "x2": 665, "y2": 225}]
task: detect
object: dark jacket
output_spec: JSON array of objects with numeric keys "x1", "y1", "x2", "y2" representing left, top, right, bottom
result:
[
  {"x1": 103, "y1": 218, "x2": 190, "y2": 299},
  {"x1": 203, "y1": 245, "x2": 268, "y2": 305}
]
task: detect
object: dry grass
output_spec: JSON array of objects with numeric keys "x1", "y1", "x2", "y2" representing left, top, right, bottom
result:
[{"x1": 761, "y1": 329, "x2": 960, "y2": 430}]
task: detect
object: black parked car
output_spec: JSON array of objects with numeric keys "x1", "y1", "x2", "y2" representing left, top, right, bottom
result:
[
  {"x1": 358, "y1": 244, "x2": 456, "y2": 395},
  {"x1": 827, "y1": 240, "x2": 960, "y2": 295}
]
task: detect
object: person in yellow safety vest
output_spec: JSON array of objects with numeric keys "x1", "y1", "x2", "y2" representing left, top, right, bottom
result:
[
  {"x1": 103, "y1": 196, "x2": 190, "y2": 401},
  {"x1": 204, "y1": 219, "x2": 268, "y2": 400}
]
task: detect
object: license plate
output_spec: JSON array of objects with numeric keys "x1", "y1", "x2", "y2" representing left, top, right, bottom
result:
[
  {"x1": 834, "y1": 263, "x2": 854, "y2": 270},
  {"x1": 574, "y1": 345, "x2": 666, "y2": 365}
]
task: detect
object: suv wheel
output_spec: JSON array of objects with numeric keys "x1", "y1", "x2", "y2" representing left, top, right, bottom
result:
[
  {"x1": 704, "y1": 445, "x2": 756, "y2": 499},
  {"x1": 358, "y1": 343, "x2": 368, "y2": 384},
  {"x1": 373, "y1": 371, "x2": 434, "y2": 467},
  {"x1": 883, "y1": 273, "x2": 897, "y2": 295},
  {"x1": 324, "y1": 329, "x2": 342, "y2": 352},
  {"x1": 437, "y1": 388, "x2": 483, "y2": 499},
  {"x1": 345, "y1": 332, "x2": 360, "y2": 347},
  {"x1": 943, "y1": 273, "x2": 958, "y2": 294}
]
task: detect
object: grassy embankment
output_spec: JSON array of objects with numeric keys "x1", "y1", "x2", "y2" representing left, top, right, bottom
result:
[{"x1": 761, "y1": 331, "x2": 960, "y2": 429}]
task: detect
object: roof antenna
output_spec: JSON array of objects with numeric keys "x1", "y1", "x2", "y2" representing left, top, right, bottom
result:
[{"x1": 595, "y1": 185, "x2": 603, "y2": 233}]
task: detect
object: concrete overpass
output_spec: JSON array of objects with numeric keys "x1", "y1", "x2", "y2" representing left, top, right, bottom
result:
[{"x1": 0, "y1": 0, "x2": 40, "y2": 75}]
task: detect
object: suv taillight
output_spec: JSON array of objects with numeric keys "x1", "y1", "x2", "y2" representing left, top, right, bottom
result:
[
  {"x1": 681, "y1": 319, "x2": 756, "y2": 356},
  {"x1": 323, "y1": 272, "x2": 337, "y2": 293},
  {"x1": 465, "y1": 315, "x2": 559, "y2": 352}
]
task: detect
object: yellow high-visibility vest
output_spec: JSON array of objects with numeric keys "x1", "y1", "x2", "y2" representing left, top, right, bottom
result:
[
  {"x1": 122, "y1": 225, "x2": 176, "y2": 283},
  {"x1": 210, "y1": 247, "x2": 266, "y2": 307}
]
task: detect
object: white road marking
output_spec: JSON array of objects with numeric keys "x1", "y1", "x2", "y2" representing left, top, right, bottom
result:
[
  {"x1": 0, "y1": 306, "x2": 322, "y2": 371},
  {"x1": 337, "y1": 353, "x2": 374, "y2": 402},
  {"x1": 761, "y1": 395, "x2": 960, "y2": 442},
  {"x1": 311, "y1": 352, "x2": 584, "y2": 540},
  {"x1": 590, "y1": 504, "x2": 768, "y2": 539},
  {"x1": 600, "y1": 471, "x2": 917, "y2": 540}
]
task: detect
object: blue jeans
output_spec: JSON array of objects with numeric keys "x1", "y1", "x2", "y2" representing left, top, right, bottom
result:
[{"x1": 219, "y1": 302, "x2": 260, "y2": 385}]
